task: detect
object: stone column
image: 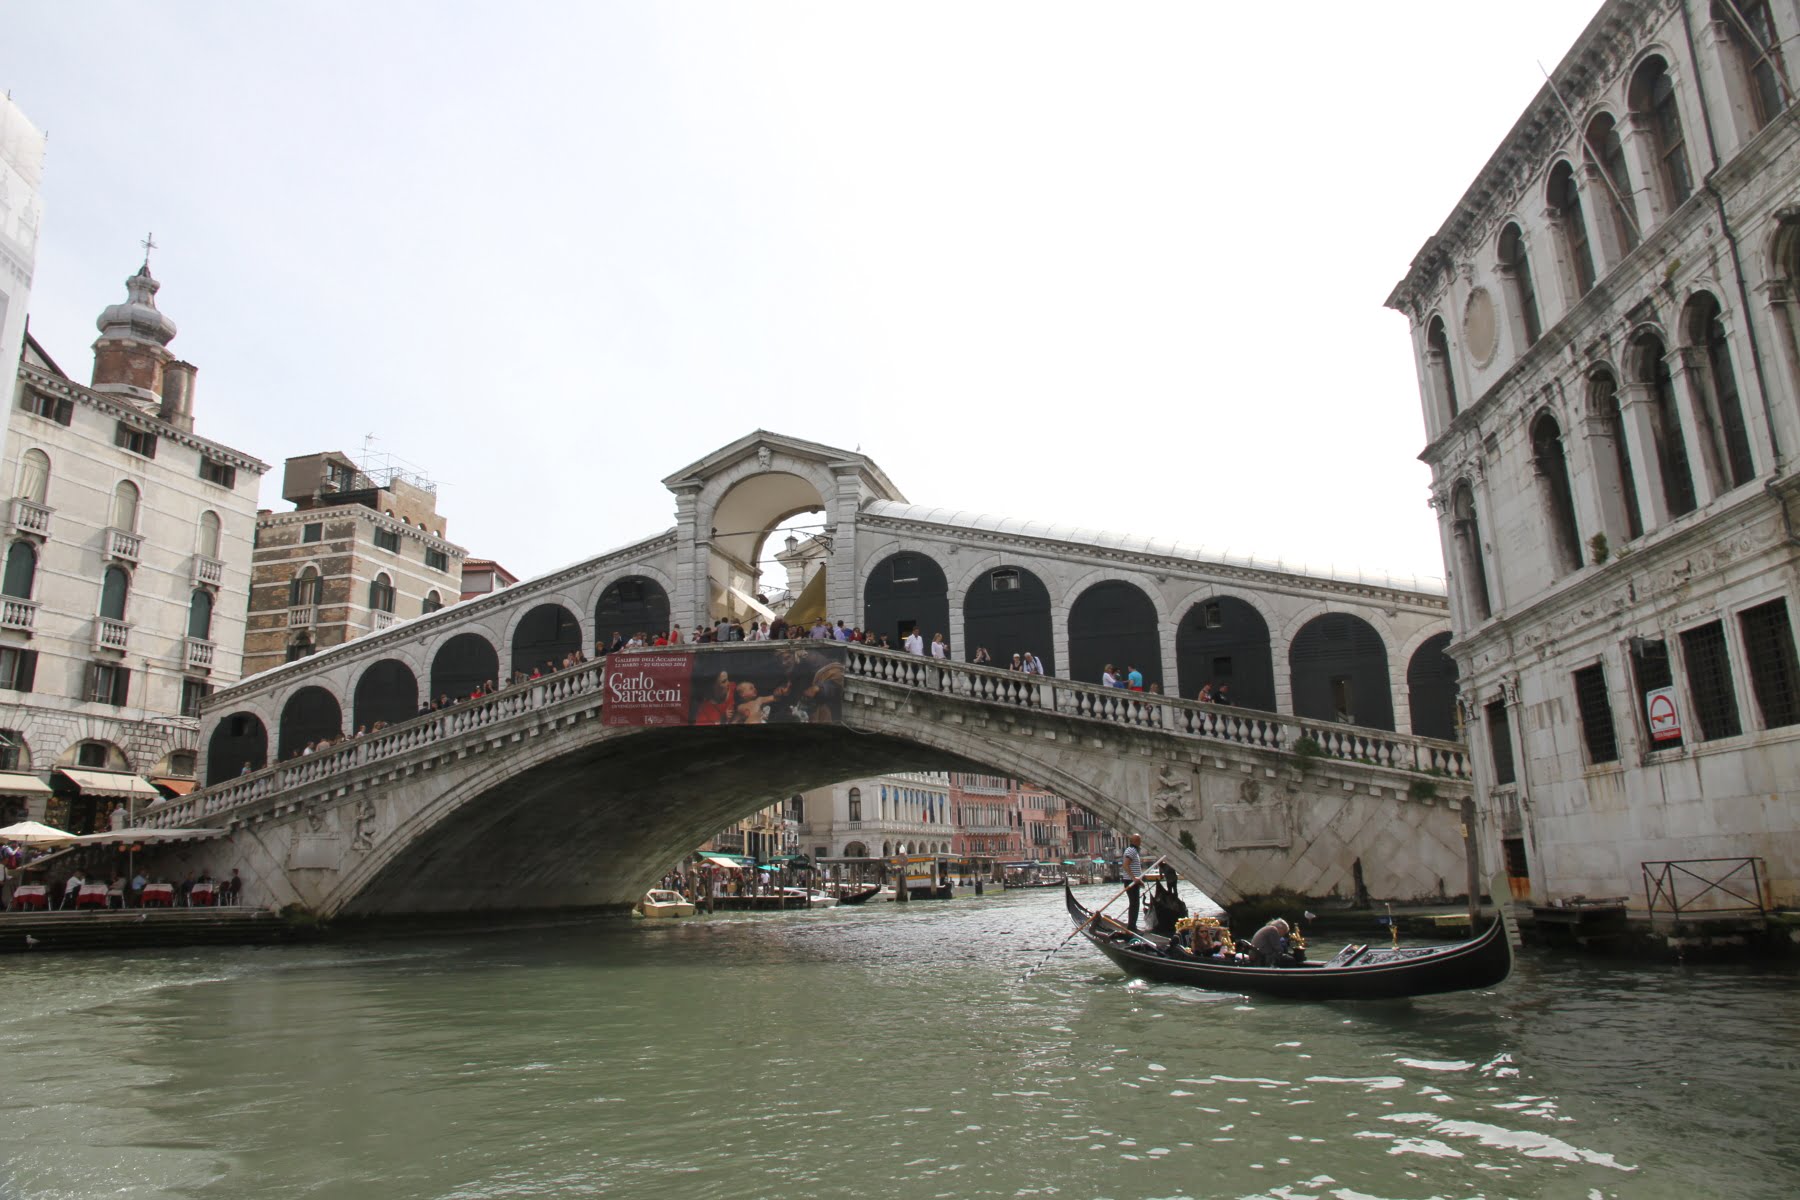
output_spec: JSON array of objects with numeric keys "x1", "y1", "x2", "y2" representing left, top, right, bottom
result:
[
  {"x1": 1618, "y1": 115, "x2": 1669, "y2": 229},
  {"x1": 670, "y1": 486, "x2": 705, "y2": 633},
  {"x1": 827, "y1": 473, "x2": 861, "y2": 628},
  {"x1": 1618, "y1": 381, "x2": 1676, "y2": 528},
  {"x1": 1760, "y1": 276, "x2": 1800, "y2": 469},
  {"x1": 1665, "y1": 345, "x2": 1723, "y2": 505}
]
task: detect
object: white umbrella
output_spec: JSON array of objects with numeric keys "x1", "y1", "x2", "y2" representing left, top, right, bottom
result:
[{"x1": 0, "y1": 820, "x2": 78, "y2": 846}]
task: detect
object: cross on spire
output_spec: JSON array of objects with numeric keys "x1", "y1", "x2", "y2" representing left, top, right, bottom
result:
[{"x1": 139, "y1": 231, "x2": 157, "y2": 269}]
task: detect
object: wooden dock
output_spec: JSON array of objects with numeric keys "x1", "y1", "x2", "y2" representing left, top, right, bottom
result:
[{"x1": 0, "y1": 907, "x2": 316, "y2": 955}]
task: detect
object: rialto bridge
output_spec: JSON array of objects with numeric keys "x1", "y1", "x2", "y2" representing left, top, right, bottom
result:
[{"x1": 146, "y1": 431, "x2": 1476, "y2": 916}]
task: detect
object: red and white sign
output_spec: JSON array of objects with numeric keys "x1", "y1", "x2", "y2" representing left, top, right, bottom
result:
[
  {"x1": 1645, "y1": 685, "x2": 1683, "y2": 742},
  {"x1": 602, "y1": 653, "x2": 691, "y2": 726}
]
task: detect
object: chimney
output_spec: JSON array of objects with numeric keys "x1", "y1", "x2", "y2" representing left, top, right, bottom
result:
[{"x1": 159, "y1": 360, "x2": 197, "y2": 431}]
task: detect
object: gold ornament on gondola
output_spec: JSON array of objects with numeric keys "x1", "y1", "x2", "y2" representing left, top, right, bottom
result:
[{"x1": 1174, "y1": 915, "x2": 1236, "y2": 956}]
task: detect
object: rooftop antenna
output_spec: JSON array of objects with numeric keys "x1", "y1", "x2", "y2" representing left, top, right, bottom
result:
[{"x1": 139, "y1": 231, "x2": 157, "y2": 271}]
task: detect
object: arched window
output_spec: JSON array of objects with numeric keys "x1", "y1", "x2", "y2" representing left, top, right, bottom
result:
[
  {"x1": 197, "y1": 510, "x2": 222, "y2": 559},
  {"x1": 1426, "y1": 316, "x2": 1459, "y2": 421},
  {"x1": 1451, "y1": 481, "x2": 1493, "y2": 622},
  {"x1": 1531, "y1": 413, "x2": 1584, "y2": 576},
  {"x1": 2, "y1": 542, "x2": 36, "y2": 600},
  {"x1": 99, "y1": 566, "x2": 130, "y2": 621},
  {"x1": 1631, "y1": 56, "x2": 1694, "y2": 211},
  {"x1": 421, "y1": 590, "x2": 443, "y2": 614},
  {"x1": 289, "y1": 567, "x2": 321, "y2": 608},
  {"x1": 1684, "y1": 293, "x2": 1756, "y2": 489},
  {"x1": 111, "y1": 480, "x2": 140, "y2": 532},
  {"x1": 1716, "y1": 1, "x2": 1789, "y2": 132},
  {"x1": 187, "y1": 589, "x2": 213, "y2": 640},
  {"x1": 369, "y1": 572, "x2": 396, "y2": 613},
  {"x1": 848, "y1": 787, "x2": 862, "y2": 823},
  {"x1": 15, "y1": 449, "x2": 49, "y2": 504},
  {"x1": 1589, "y1": 370, "x2": 1644, "y2": 541},
  {"x1": 1498, "y1": 223, "x2": 1543, "y2": 347},
  {"x1": 1585, "y1": 114, "x2": 1640, "y2": 256},
  {"x1": 1634, "y1": 334, "x2": 1699, "y2": 518},
  {"x1": 1548, "y1": 161, "x2": 1597, "y2": 298}
]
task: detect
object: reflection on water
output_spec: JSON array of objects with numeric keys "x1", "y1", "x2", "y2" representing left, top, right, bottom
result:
[{"x1": 1, "y1": 887, "x2": 1796, "y2": 1199}]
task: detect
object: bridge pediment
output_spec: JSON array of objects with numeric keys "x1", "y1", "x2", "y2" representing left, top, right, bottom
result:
[{"x1": 660, "y1": 429, "x2": 907, "y2": 505}]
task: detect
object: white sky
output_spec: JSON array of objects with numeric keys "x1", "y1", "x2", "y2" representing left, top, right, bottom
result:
[{"x1": 6, "y1": 2, "x2": 1597, "y2": 586}]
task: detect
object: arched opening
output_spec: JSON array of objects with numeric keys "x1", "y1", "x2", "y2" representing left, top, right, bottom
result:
[
  {"x1": 1497, "y1": 223, "x2": 1543, "y2": 347},
  {"x1": 962, "y1": 565, "x2": 1054, "y2": 671},
  {"x1": 1289, "y1": 613, "x2": 1393, "y2": 730},
  {"x1": 595, "y1": 576, "x2": 670, "y2": 645},
  {"x1": 432, "y1": 632, "x2": 499, "y2": 703},
  {"x1": 2, "y1": 541, "x2": 36, "y2": 599},
  {"x1": 1714, "y1": 1, "x2": 1788, "y2": 133},
  {"x1": 1451, "y1": 482, "x2": 1493, "y2": 622},
  {"x1": 1068, "y1": 580, "x2": 1163, "y2": 689},
  {"x1": 512, "y1": 603, "x2": 582, "y2": 676},
  {"x1": 354, "y1": 659, "x2": 420, "y2": 730},
  {"x1": 369, "y1": 572, "x2": 396, "y2": 614},
  {"x1": 278, "y1": 686, "x2": 343, "y2": 759},
  {"x1": 708, "y1": 470, "x2": 827, "y2": 627},
  {"x1": 1531, "y1": 412, "x2": 1584, "y2": 576},
  {"x1": 1683, "y1": 292, "x2": 1756, "y2": 489},
  {"x1": 197, "y1": 510, "x2": 222, "y2": 559},
  {"x1": 1175, "y1": 596, "x2": 1275, "y2": 709},
  {"x1": 206, "y1": 712, "x2": 268, "y2": 784},
  {"x1": 16, "y1": 448, "x2": 49, "y2": 504},
  {"x1": 186, "y1": 589, "x2": 213, "y2": 640},
  {"x1": 1407, "y1": 632, "x2": 1461, "y2": 741},
  {"x1": 843, "y1": 841, "x2": 868, "y2": 858},
  {"x1": 1425, "y1": 316, "x2": 1459, "y2": 422},
  {"x1": 99, "y1": 565, "x2": 130, "y2": 621},
  {"x1": 111, "y1": 480, "x2": 140, "y2": 531},
  {"x1": 1630, "y1": 55, "x2": 1694, "y2": 213},
  {"x1": 1588, "y1": 370, "x2": 1644, "y2": 541},
  {"x1": 1633, "y1": 333, "x2": 1698, "y2": 518},
  {"x1": 1584, "y1": 113, "x2": 1640, "y2": 258},
  {"x1": 422, "y1": 590, "x2": 443, "y2": 614},
  {"x1": 1548, "y1": 160, "x2": 1597, "y2": 298},
  {"x1": 864, "y1": 552, "x2": 950, "y2": 646}
]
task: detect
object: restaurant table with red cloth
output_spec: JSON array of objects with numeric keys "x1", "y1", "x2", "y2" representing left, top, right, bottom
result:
[
  {"x1": 76, "y1": 883, "x2": 109, "y2": 909},
  {"x1": 141, "y1": 883, "x2": 174, "y2": 907},
  {"x1": 189, "y1": 883, "x2": 215, "y2": 906},
  {"x1": 11, "y1": 884, "x2": 47, "y2": 911}
]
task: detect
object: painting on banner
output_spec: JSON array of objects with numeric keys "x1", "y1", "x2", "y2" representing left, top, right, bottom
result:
[{"x1": 688, "y1": 644, "x2": 846, "y2": 725}]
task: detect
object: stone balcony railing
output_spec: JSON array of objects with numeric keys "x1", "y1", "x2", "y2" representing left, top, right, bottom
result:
[
  {"x1": 287, "y1": 604, "x2": 319, "y2": 629},
  {"x1": 8, "y1": 498, "x2": 51, "y2": 539},
  {"x1": 105, "y1": 527, "x2": 142, "y2": 563},
  {"x1": 371, "y1": 610, "x2": 396, "y2": 631},
  {"x1": 155, "y1": 644, "x2": 1472, "y2": 836},
  {"x1": 191, "y1": 555, "x2": 225, "y2": 588},
  {"x1": 0, "y1": 597, "x2": 38, "y2": 633},
  {"x1": 93, "y1": 617, "x2": 130, "y2": 653},
  {"x1": 185, "y1": 637, "x2": 216, "y2": 672}
]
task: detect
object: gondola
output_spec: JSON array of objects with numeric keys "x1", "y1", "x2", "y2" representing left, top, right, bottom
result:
[
  {"x1": 830, "y1": 884, "x2": 882, "y2": 906},
  {"x1": 1065, "y1": 885, "x2": 1512, "y2": 1001}
]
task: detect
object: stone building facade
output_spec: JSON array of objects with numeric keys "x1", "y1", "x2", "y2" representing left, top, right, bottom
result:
[
  {"x1": 2, "y1": 261, "x2": 265, "y2": 826},
  {"x1": 243, "y1": 450, "x2": 466, "y2": 678},
  {"x1": 798, "y1": 771, "x2": 957, "y2": 860},
  {"x1": 1388, "y1": 0, "x2": 1800, "y2": 907},
  {"x1": 1, "y1": 95, "x2": 46, "y2": 478}
]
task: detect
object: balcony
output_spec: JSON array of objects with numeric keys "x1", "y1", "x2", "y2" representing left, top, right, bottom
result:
[
  {"x1": 184, "y1": 637, "x2": 216, "y2": 672},
  {"x1": 8, "y1": 498, "x2": 51, "y2": 539},
  {"x1": 93, "y1": 617, "x2": 130, "y2": 653},
  {"x1": 287, "y1": 604, "x2": 318, "y2": 629},
  {"x1": 191, "y1": 555, "x2": 225, "y2": 588},
  {"x1": 371, "y1": 610, "x2": 396, "y2": 631},
  {"x1": 105, "y1": 527, "x2": 142, "y2": 563},
  {"x1": 0, "y1": 597, "x2": 37, "y2": 633}
]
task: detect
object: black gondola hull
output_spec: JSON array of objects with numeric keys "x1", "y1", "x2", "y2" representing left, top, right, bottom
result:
[{"x1": 1065, "y1": 886, "x2": 1511, "y2": 1001}]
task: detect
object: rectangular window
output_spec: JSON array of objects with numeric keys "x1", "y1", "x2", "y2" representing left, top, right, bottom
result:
[
  {"x1": 1572, "y1": 664, "x2": 1619, "y2": 764},
  {"x1": 180, "y1": 677, "x2": 214, "y2": 717},
  {"x1": 199, "y1": 457, "x2": 237, "y2": 488},
  {"x1": 1202, "y1": 601, "x2": 1223, "y2": 629},
  {"x1": 990, "y1": 569, "x2": 1020, "y2": 592},
  {"x1": 0, "y1": 648, "x2": 37, "y2": 693},
  {"x1": 87, "y1": 662, "x2": 130, "y2": 706},
  {"x1": 1212, "y1": 655, "x2": 1234, "y2": 681},
  {"x1": 302, "y1": 522, "x2": 323, "y2": 544},
  {"x1": 1630, "y1": 637, "x2": 1682, "y2": 750},
  {"x1": 1680, "y1": 621, "x2": 1742, "y2": 741},
  {"x1": 1485, "y1": 700, "x2": 1516, "y2": 785},
  {"x1": 1740, "y1": 599, "x2": 1800, "y2": 728},
  {"x1": 113, "y1": 422, "x2": 157, "y2": 458},
  {"x1": 373, "y1": 527, "x2": 400, "y2": 553},
  {"x1": 0, "y1": 729, "x2": 20, "y2": 770},
  {"x1": 424, "y1": 547, "x2": 449, "y2": 572},
  {"x1": 21, "y1": 390, "x2": 73, "y2": 425}
]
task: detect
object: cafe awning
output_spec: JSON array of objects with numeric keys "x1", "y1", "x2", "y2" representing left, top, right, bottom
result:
[
  {"x1": 149, "y1": 777, "x2": 198, "y2": 797},
  {"x1": 53, "y1": 770, "x2": 165, "y2": 801},
  {"x1": 69, "y1": 826, "x2": 225, "y2": 846},
  {"x1": 0, "y1": 771, "x2": 52, "y2": 797},
  {"x1": 702, "y1": 853, "x2": 749, "y2": 869}
]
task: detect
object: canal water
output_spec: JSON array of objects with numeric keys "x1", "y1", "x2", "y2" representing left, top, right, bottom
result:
[{"x1": 1, "y1": 886, "x2": 1796, "y2": 1200}]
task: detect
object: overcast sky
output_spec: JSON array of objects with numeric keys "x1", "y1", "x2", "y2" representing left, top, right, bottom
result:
[{"x1": 6, "y1": 2, "x2": 1597, "y2": 588}]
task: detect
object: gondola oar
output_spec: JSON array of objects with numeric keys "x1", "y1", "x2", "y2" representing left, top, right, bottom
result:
[{"x1": 1018, "y1": 856, "x2": 1166, "y2": 983}]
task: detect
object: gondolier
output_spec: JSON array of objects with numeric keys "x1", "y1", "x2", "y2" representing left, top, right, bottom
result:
[{"x1": 1122, "y1": 834, "x2": 1146, "y2": 930}]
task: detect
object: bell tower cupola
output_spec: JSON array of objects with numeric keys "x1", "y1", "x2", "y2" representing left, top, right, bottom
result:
[{"x1": 91, "y1": 238, "x2": 180, "y2": 406}]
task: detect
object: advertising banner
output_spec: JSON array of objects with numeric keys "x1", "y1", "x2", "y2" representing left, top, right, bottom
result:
[{"x1": 601, "y1": 654, "x2": 690, "y2": 726}]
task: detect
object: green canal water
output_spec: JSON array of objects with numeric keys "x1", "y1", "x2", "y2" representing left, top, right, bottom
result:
[{"x1": 1, "y1": 885, "x2": 1796, "y2": 1199}]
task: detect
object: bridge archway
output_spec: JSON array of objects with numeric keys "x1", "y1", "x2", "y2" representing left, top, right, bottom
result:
[
  {"x1": 1175, "y1": 596, "x2": 1275, "y2": 708},
  {"x1": 1068, "y1": 580, "x2": 1163, "y2": 689},
  {"x1": 206, "y1": 713, "x2": 267, "y2": 784},
  {"x1": 1406, "y1": 632, "x2": 1460, "y2": 741},
  {"x1": 594, "y1": 576, "x2": 670, "y2": 644},
  {"x1": 278, "y1": 687, "x2": 343, "y2": 759},
  {"x1": 353, "y1": 659, "x2": 419, "y2": 731},
  {"x1": 431, "y1": 632, "x2": 498, "y2": 704},
  {"x1": 1289, "y1": 613, "x2": 1394, "y2": 730},
  {"x1": 962, "y1": 564, "x2": 1054, "y2": 671},
  {"x1": 706, "y1": 470, "x2": 828, "y2": 626},
  {"x1": 864, "y1": 551, "x2": 950, "y2": 646},
  {"x1": 511, "y1": 603, "x2": 583, "y2": 676}
]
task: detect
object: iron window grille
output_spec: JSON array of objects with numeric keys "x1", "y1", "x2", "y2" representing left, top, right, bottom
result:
[
  {"x1": 1485, "y1": 700, "x2": 1516, "y2": 785},
  {"x1": 1572, "y1": 663, "x2": 1619, "y2": 763},
  {"x1": 1679, "y1": 621, "x2": 1742, "y2": 741},
  {"x1": 1739, "y1": 598, "x2": 1800, "y2": 728},
  {"x1": 1630, "y1": 637, "x2": 1682, "y2": 750}
]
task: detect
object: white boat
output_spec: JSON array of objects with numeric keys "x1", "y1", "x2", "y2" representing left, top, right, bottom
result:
[
  {"x1": 780, "y1": 887, "x2": 838, "y2": 909},
  {"x1": 636, "y1": 889, "x2": 696, "y2": 918}
]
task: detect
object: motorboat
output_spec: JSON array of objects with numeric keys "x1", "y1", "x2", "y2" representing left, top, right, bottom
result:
[
  {"x1": 635, "y1": 889, "x2": 697, "y2": 918},
  {"x1": 780, "y1": 887, "x2": 838, "y2": 909},
  {"x1": 1065, "y1": 885, "x2": 1512, "y2": 1001}
]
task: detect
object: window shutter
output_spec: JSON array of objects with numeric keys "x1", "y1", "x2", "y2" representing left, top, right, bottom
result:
[
  {"x1": 18, "y1": 650, "x2": 36, "y2": 694},
  {"x1": 84, "y1": 662, "x2": 99, "y2": 703},
  {"x1": 112, "y1": 666, "x2": 131, "y2": 707}
]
